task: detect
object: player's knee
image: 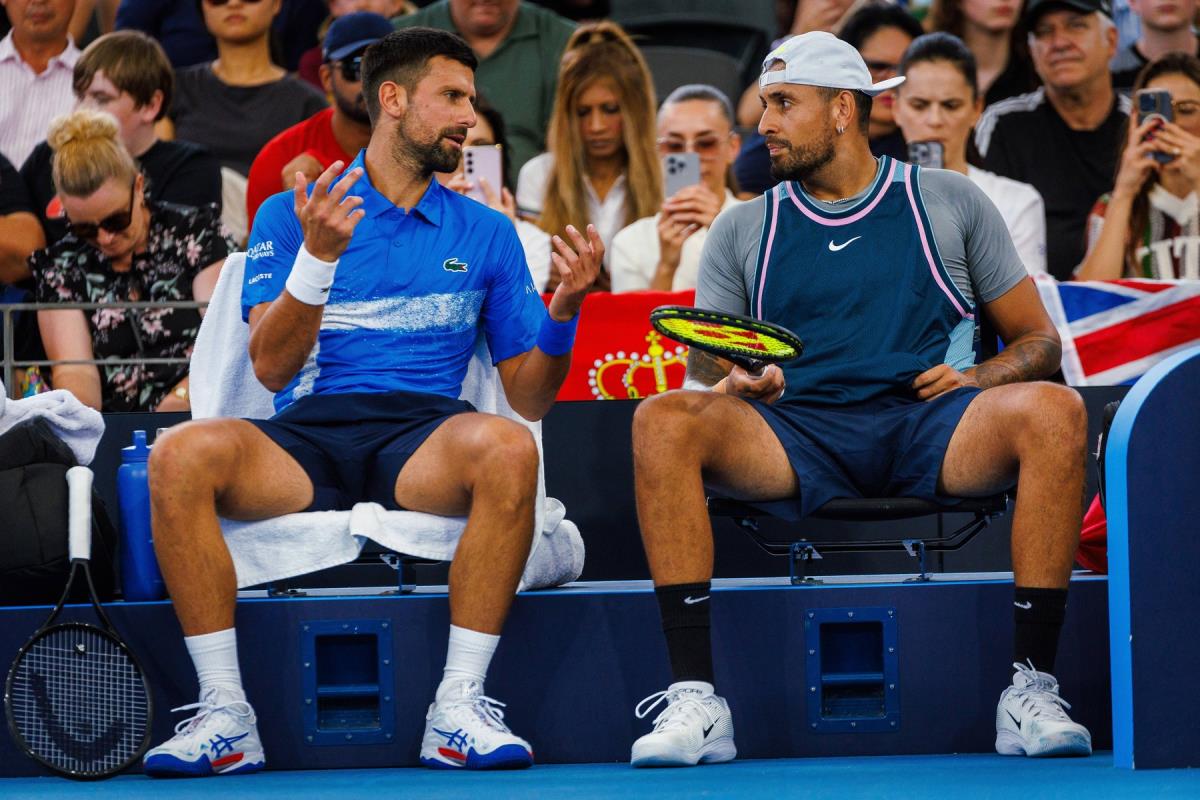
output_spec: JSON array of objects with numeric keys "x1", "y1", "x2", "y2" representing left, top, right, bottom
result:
[
  {"x1": 148, "y1": 422, "x2": 237, "y2": 491},
  {"x1": 633, "y1": 390, "x2": 703, "y2": 451},
  {"x1": 474, "y1": 418, "x2": 539, "y2": 489},
  {"x1": 1018, "y1": 383, "x2": 1087, "y2": 453}
]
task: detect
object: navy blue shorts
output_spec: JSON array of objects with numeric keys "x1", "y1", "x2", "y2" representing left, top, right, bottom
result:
[
  {"x1": 247, "y1": 390, "x2": 475, "y2": 512},
  {"x1": 743, "y1": 386, "x2": 985, "y2": 520}
]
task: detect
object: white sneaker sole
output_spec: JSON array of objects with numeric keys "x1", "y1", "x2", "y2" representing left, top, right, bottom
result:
[
  {"x1": 631, "y1": 738, "x2": 737, "y2": 768},
  {"x1": 995, "y1": 729, "x2": 1092, "y2": 757}
]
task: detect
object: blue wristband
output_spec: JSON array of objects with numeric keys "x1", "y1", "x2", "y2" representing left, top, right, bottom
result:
[{"x1": 537, "y1": 311, "x2": 579, "y2": 356}]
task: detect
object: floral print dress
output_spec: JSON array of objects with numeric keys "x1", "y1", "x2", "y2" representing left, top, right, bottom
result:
[{"x1": 32, "y1": 202, "x2": 233, "y2": 412}]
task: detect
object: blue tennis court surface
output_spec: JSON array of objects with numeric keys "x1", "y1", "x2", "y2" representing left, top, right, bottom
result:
[{"x1": 3, "y1": 754, "x2": 1198, "y2": 799}]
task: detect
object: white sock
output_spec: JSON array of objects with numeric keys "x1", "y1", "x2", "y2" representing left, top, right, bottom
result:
[
  {"x1": 437, "y1": 625, "x2": 499, "y2": 700},
  {"x1": 185, "y1": 628, "x2": 246, "y2": 703}
]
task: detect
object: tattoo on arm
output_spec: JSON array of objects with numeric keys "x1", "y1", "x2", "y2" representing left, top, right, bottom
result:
[
  {"x1": 970, "y1": 334, "x2": 1061, "y2": 388},
  {"x1": 684, "y1": 349, "x2": 731, "y2": 389}
]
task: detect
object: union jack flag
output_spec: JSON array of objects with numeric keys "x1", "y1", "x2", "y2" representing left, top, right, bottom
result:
[{"x1": 1035, "y1": 276, "x2": 1200, "y2": 386}]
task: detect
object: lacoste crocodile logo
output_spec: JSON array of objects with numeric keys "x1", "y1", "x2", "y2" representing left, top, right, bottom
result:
[{"x1": 443, "y1": 257, "x2": 469, "y2": 273}]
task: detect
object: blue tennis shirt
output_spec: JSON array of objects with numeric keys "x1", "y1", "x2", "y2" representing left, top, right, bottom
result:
[{"x1": 242, "y1": 151, "x2": 545, "y2": 414}]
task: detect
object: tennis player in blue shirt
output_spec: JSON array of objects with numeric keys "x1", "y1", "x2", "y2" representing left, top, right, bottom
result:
[{"x1": 142, "y1": 28, "x2": 604, "y2": 776}]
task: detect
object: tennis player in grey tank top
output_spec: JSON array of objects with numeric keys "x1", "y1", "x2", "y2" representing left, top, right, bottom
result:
[{"x1": 627, "y1": 31, "x2": 1093, "y2": 768}]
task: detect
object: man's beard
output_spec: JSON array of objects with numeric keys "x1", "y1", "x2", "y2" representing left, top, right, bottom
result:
[
  {"x1": 392, "y1": 114, "x2": 465, "y2": 175},
  {"x1": 767, "y1": 129, "x2": 837, "y2": 182},
  {"x1": 334, "y1": 89, "x2": 371, "y2": 127}
]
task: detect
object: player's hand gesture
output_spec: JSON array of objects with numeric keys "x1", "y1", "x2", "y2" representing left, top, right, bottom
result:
[
  {"x1": 548, "y1": 223, "x2": 605, "y2": 321},
  {"x1": 294, "y1": 160, "x2": 365, "y2": 262}
]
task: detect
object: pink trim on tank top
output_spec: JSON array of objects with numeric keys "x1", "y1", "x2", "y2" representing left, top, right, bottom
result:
[
  {"x1": 784, "y1": 160, "x2": 897, "y2": 226},
  {"x1": 902, "y1": 163, "x2": 968, "y2": 318},
  {"x1": 755, "y1": 187, "x2": 782, "y2": 319}
]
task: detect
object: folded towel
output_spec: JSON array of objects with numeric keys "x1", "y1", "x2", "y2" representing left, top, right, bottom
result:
[
  {"x1": 190, "y1": 253, "x2": 584, "y2": 590},
  {"x1": 0, "y1": 383, "x2": 105, "y2": 465}
]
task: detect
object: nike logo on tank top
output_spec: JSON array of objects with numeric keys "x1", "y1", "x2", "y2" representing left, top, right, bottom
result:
[{"x1": 750, "y1": 156, "x2": 976, "y2": 406}]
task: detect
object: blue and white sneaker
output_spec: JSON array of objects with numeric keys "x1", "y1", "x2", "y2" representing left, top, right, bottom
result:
[
  {"x1": 995, "y1": 661, "x2": 1092, "y2": 757},
  {"x1": 419, "y1": 680, "x2": 533, "y2": 770},
  {"x1": 143, "y1": 687, "x2": 266, "y2": 777}
]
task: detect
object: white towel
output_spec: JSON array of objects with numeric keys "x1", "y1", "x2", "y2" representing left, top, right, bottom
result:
[
  {"x1": 0, "y1": 383, "x2": 105, "y2": 465},
  {"x1": 189, "y1": 253, "x2": 584, "y2": 591}
]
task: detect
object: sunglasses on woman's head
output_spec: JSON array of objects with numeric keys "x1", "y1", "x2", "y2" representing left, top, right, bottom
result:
[{"x1": 67, "y1": 183, "x2": 137, "y2": 241}]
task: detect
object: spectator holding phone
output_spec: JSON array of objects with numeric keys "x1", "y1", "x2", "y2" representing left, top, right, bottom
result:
[
  {"x1": 895, "y1": 33, "x2": 1047, "y2": 274},
  {"x1": 610, "y1": 85, "x2": 744, "y2": 292},
  {"x1": 925, "y1": 0, "x2": 1040, "y2": 107},
  {"x1": 976, "y1": 0, "x2": 1127, "y2": 280},
  {"x1": 32, "y1": 110, "x2": 231, "y2": 412},
  {"x1": 1077, "y1": 53, "x2": 1200, "y2": 279},
  {"x1": 436, "y1": 96, "x2": 552, "y2": 290},
  {"x1": 517, "y1": 21, "x2": 661, "y2": 289}
]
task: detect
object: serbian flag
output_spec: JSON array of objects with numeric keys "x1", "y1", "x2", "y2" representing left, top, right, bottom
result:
[
  {"x1": 545, "y1": 290, "x2": 694, "y2": 401},
  {"x1": 1035, "y1": 276, "x2": 1200, "y2": 386}
]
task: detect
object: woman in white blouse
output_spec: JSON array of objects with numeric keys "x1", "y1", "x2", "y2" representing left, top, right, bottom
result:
[
  {"x1": 609, "y1": 85, "x2": 743, "y2": 293},
  {"x1": 894, "y1": 32, "x2": 1047, "y2": 275},
  {"x1": 516, "y1": 21, "x2": 662, "y2": 290}
]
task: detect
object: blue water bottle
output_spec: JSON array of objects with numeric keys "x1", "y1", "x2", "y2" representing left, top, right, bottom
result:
[{"x1": 118, "y1": 430, "x2": 166, "y2": 601}]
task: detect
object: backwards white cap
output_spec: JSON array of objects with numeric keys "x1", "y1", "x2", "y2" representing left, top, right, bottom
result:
[{"x1": 759, "y1": 31, "x2": 906, "y2": 96}]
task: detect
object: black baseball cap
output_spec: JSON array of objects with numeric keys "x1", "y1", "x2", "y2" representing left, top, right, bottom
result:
[
  {"x1": 323, "y1": 12, "x2": 393, "y2": 62},
  {"x1": 1023, "y1": 0, "x2": 1112, "y2": 27}
]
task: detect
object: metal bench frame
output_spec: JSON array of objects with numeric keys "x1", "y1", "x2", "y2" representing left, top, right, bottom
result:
[{"x1": 708, "y1": 494, "x2": 1012, "y2": 584}]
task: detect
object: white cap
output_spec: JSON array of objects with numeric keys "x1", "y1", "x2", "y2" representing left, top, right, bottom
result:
[{"x1": 759, "y1": 31, "x2": 905, "y2": 96}]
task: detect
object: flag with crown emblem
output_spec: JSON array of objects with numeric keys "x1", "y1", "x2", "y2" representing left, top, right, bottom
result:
[
  {"x1": 547, "y1": 291, "x2": 693, "y2": 401},
  {"x1": 1035, "y1": 275, "x2": 1200, "y2": 386}
]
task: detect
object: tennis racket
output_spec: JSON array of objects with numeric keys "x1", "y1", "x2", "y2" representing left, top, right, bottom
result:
[
  {"x1": 4, "y1": 466, "x2": 153, "y2": 779},
  {"x1": 650, "y1": 305, "x2": 804, "y2": 374}
]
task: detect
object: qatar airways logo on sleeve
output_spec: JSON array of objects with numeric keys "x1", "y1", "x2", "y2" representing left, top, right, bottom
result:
[{"x1": 247, "y1": 241, "x2": 274, "y2": 260}]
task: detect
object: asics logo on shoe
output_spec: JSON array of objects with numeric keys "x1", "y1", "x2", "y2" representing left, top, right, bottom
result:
[
  {"x1": 434, "y1": 727, "x2": 470, "y2": 751},
  {"x1": 683, "y1": 595, "x2": 709, "y2": 605},
  {"x1": 1013, "y1": 601, "x2": 1033, "y2": 610},
  {"x1": 828, "y1": 236, "x2": 862, "y2": 252},
  {"x1": 209, "y1": 732, "x2": 249, "y2": 758}
]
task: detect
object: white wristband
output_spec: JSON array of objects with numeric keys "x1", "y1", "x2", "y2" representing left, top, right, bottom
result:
[{"x1": 285, "y1": 245, "x2": 339, "y2": 306}]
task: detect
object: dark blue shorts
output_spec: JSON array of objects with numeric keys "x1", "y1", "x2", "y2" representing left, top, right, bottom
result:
[
  {"x1": 247, "y1": 390, "x2": 475, "y2": 512},
  {"x1": 744, "y1": 386, "x2": 985, "y2": 520}
]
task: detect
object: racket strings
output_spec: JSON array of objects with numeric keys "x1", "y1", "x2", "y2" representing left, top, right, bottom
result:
[
  {"x1": 9, "y1": 626, "x2": 149, "y2": 776},
  {"x1": 657, "y1": 318, "x2": 799, "y2": 359}
]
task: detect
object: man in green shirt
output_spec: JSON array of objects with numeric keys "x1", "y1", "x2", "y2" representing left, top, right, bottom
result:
[{"x1": 393, "y1": 0, "x2": 575, "y2": 176}]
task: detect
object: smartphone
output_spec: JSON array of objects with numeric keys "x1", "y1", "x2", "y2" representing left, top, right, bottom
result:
[
  {"x1": 1136, "y1": 88, "x2": 1175, "y2": 164},
  {"x1": 463, "y1": 144, "x2": 503, "y2": 205},
  {"x1": 907, "y1": 140, "x2": 944, "y2": 169},
  {"x1": 663, "y1": 152, "x2": 701, "y2": 198}
]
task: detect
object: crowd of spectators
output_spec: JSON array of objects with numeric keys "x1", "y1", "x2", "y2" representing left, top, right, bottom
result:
[{"x1": 1, "y1": 0, "x2": 1199, "y2": 412}]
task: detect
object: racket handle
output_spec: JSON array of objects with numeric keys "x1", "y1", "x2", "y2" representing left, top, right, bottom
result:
[{"x1": 66, "y1": 465, "x2": 94, "y2": 563}]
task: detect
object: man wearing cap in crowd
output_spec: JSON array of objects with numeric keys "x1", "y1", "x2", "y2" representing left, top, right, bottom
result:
[
  {"x1": 975, "y1": 0, "x2": 1128, "y2": 279},
  {"x1": 626, "y1": 31, "x2": 1094, "y2": 767},
  {"x1": 245, "y1": 12, "x2": 393, "y2": 228}
]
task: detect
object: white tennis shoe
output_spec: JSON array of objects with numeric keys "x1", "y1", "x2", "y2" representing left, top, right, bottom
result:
[
  {"x1": 995, "y1": 661, "x2": 1092, "y2": 757},
  {"x1": 419, "y1": 679, "x2": 533, "y2": 770},
  {"x1": 631, "y1": 681, "x2": 737, "y2": 767},
  {"x1": 143, "y1": 687, "x2": 265, "y2": 777}
]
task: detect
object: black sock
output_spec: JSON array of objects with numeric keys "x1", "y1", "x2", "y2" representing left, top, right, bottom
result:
[
  {"x1": 1012, "y1": 587, "x2": 1068, "y2": 674},
  {"x1": 655, "y1": 581, "x2": 714, "y2": 685}
]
